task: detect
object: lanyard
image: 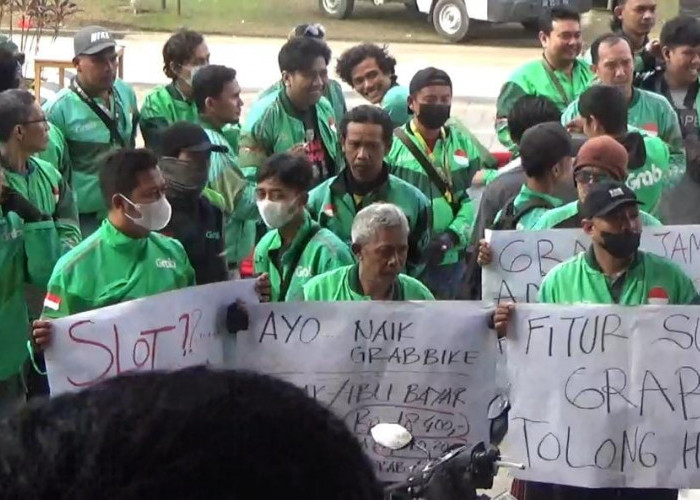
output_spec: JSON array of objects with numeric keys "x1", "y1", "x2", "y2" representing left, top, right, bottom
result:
[
  {"x1": 409, "y1": 121, "x2": 453, "y2": 193},
  {"x1": 541, "y1": 57, "x2": 572, "y2": 107},
  {"x1": 70, "y1": 78, "x2": 125, "y2": 147}
]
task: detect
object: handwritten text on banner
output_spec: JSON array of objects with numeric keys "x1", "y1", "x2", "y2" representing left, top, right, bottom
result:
[
  {"x1": 45, "y1": 280, "x2": 257, "y2": 396},
  {"x1": 506, "y1": 304, "x2": 700, "y2": 489},
  {"x1": 482, "y1": 225, "x2": 700, "y2": 304},
  {"x1": 235, "y1": 301, "x2": 497, "y2": 482}
]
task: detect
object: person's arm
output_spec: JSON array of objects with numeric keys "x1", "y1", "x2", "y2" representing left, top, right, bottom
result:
[
  {"x1": 208, "y1": 154, "x2": 259, "y2": 221},
  {"x1": 495, "y1": 81, "x2": 528, "y2": 153},
  {"x1": 447, "y1": 192, "x2": 476, "y2": 252},
  {"x1": 54, "y1": 176, "x2": 82, "y2": 253},
  {"x1": 406, "y1": 194, "x2": 431, "y2": 278},
  {"x1": 237, "y1": 120, "x2": 271, "y2": 181}
]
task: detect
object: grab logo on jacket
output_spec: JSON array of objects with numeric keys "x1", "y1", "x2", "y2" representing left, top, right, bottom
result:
[
  {"x1": 648, "y1": 286, "x2": 669, "y2": 305},
  {"x1": 626, "y1": 164, "x2": 664, "y2": 190}
]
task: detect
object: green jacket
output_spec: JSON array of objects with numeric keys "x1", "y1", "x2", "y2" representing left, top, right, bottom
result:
[
  {"x1": 561, "y1": 88, "x2": 686, "y2": 184},
  {"x1": 254, "y1": 211, "x2": 354, "y2": 302},
  {"x1": 257, "y1": 79, "x2": 347, "y2": 126},
  {"x1": 222, "y1": 123, "x2": 241, "y2": 153},
  {"x1": 496, "y1": 58, "x2": 595, "y2": 152},
  {"x1": 539, "y1": 246, "x2": 699, "y2": 305},
  {"x1": 622, "y1": 133, "x2": 671, "y2": 216},
  {"x1": 42, "y1": 219, "x2": 195, "y2": 319},
  {"x1": 531, "y1": 200, "x2": 662, "y2": 230},
  {"x1": 493, "y1": 184, "x2": 564, "y2": 230},
  {"x1": 307, "y1": 166, "x2": 431, "y2": 276},
  {"x1": 238, "y1": 91, "x2": 343, "y2": 182},
  {"x1": 302, "y1": 264, "x2": 435, "y2": 301},
  {"x1": 139, "y1": 83, "x2": 198, "y2": 152},
  {"x1": 200, "y1": 118, "x2": 258, "y2": 266},
  {"x1": 382, "y1": 85, "x2": 410, "y2": 128},
  {"x1": 0, "y1": 209, "x2": 29, "y2": 381},
  {"x1": 4, "y1": 157, "x2": 81, "y2": 287},
  {"x1": 385, "y1": 118, "x2": 497, "y2": 266},
  {"x1": 35, "y1": 123, "x2": 70, "y2": 185},
  {"x1": 44, "y1": 79, "x2": 139, "y2": 215}
]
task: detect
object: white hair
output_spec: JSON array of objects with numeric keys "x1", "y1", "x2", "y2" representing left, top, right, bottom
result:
[{"x1": 351, "y1": 203, "x2": 409, "y2": 246}]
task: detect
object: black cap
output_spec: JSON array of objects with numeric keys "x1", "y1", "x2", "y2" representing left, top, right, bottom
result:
[
  {"x1": 409, "y1": 67, "x2": 452, "y2": 95},
  {"x1": 159, "y1": 122, "x2": 229, "y2": 158},
  {"x1": 519, "y1": 122, "x2": 573, "y2": 174},
  {"x1": 74, "y1": 26, "x2": 116, "y2": 57},
  {"x1": 580, "y1": 181, "x2": 641, "y2": 219}
]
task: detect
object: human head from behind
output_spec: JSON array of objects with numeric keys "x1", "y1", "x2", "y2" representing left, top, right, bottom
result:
[
  {"x1": 507, "y1": 95, "x2": 561, "y2": 146},
  {"x1": 581, "y1": 180, "x2": 642, "y2": 261},
  {"x1": 610, "y1": 0, "x2": 656, "y2": 40},
  {"x1": 579, "y1": 85, "x2": 629, "y2": 138},
  {"x1": 340, "y1": 105, "x2": 393, "y2": 184},
  {"x1": 100, "y1": 148, "x2": 171, "y2": 238},
  {"x1": 159, "y1": 121, "x2": 228, "y2": 199},
  {"x1": 73, "y1": 26, "x2": 118, "y2": 94},
  {"x1": 0, "y1": 89, "x2": 49, "y2": 156},
  {"x1": 519, "y1": 122, "x2": 574, "y2": 194},
  {"x1": 538, "y1": 6, "x2": 583, "y2": 67},
  {"x1": 256, "y1": 153, "x2": 313, "y2": 230},
  {"x1": 193, "y1": 65, "x2": 243, "y2": 127},
  {"x1": 336, "y1": 43, "x2": 397, "y2": 105},
  {"x1": 573, "y1": 135, "x2": 629, "y2": 202},
  {"x1": 590, "y1": 34, "x2": 635, "y2": 99},
  {"x1": 0, "y1": 367, "x2": 381, "y2": 499},
  {"x1": 0, "y1": 37, "x2": 23, "y2": 92},
  {"x1": 408, "y1": 67, "x2": 452, "y2": 131},
  {"x1": 278, "y1": 37, "x2": 331, "y2": 111},
  {"x1": 660, "y1": 16, "x2": 700, "y2": 89},
  {"x1": 351, "y1": 203, "x2": 409, "y2": 287},
  {"x1": 162, "y1": 29, "x2": 210, "y2": 99}
]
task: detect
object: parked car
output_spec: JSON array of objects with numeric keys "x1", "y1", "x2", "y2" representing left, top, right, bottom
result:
[{"x1": 318, "y1": 0, "x2": 593, "y2": 42}]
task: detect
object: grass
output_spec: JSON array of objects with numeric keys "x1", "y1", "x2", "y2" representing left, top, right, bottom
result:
[{"x1": 68, "y1": 0, "x2": 445, "y2": 43}]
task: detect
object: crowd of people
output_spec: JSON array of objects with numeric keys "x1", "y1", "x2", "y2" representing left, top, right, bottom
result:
[{"x1": 2, "y1": 0, "x2": 700, "y2": 496}]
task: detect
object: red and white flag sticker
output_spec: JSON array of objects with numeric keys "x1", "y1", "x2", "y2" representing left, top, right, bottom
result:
[
  {"x1": 648, "y1": 287, "x2": 669, "y2": 305},
  {"x1": 43, "y1": 293, "x2": 61, "y2": 311}
]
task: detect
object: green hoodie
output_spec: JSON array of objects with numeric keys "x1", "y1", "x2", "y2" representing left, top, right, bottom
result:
[
  {"x1": 3, "y1": 156, "x2": 81, "y2": 287},
  {"x1": 254, "y1": 211, "x2": 354, "y2": 302},
  {"x1": 496, "y1": 58, "x2": 595, "y2": 152},
  {"x1": 42, "y1": 219, "x2": 195, "y2": 319},
  {"x1": 385, "y1": 118, "x2": 497, "y2": 266},
  {"x1": 539, "y1": 246, "x2": 699, "y2": 305},
  {"x1": 199, "y1": 118, "x2": 258, "y2": 266},
  {"x1": 238, "y1": 92, "x2": 343, "y2": 183},
  {"x1": 257, "y1": 79, "x2": 347, "y2": 126},
  {"x1": 302, "y1": 264, "x2": 435, "y2": 301},
  {"x1": 139, "y1": 83, "x2": 198, "y2": 152},
  {"x1": 562, "y1": 88, "x2": 685, "y2": 184},
  {"x1": 307, "y1": 166, "x2": 431, "y2": 277},
  {"x1": 43, "y1": 79, "x2": 139, "y2": 216}
]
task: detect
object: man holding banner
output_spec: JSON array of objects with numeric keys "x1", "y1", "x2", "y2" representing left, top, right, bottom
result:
[{"x1": 495, "y1": 181, "x2": 697, "y2": 499}]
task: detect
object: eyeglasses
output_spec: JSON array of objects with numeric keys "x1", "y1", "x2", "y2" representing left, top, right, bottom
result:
[{"x1": 574, "y1": 170, "x2": 612, "y2": 184}]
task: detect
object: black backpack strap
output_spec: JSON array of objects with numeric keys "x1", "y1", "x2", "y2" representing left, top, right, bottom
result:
[
  {"x1": 70, "y1": 78, "x2": 126, "y2": 147},
  {"x1": 491, "y1": 195, "x2": 553, "y2": 230},
  {"x1": 279, "y1": 225, "x2": 322, "y2": 300}
]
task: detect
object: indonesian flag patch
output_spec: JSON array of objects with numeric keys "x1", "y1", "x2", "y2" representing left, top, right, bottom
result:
[
  {"x1": 323, "y1": 204, "x2": 335, "y2": 217},
  {"x1": 43, "y1": 293, "x2": 61, "y2": 311},
  {"x1": 329, "y1": 117, "x2": 337, "y2": 134},
  {"x1": 453, "y1": 149, "x2": 470, "y2": 167},
  {"x1": 641, "y1": 123, "x2": 659, "y2": 136},
  {"x1": 52, "y1": 186, "x2": 60, "y2": 203},
  {"x1": 648, "y1": 287, "x2": 669, "y2": 305}
]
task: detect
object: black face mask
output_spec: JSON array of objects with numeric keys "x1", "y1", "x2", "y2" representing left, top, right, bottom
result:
[
  {"x1": 600, "y1": 230, "x2": 641, "y2": 259},
  {"x1": 416, "y1": 103, "x2": 451, "y2": 129}
]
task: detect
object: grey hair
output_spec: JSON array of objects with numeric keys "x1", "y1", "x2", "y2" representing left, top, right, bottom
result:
[{"x1": 351, "y1": 203, "x2": 409, "y2": 246}]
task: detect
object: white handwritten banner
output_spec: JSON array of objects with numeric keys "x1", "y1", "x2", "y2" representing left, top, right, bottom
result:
[
  {"x1": 482, "y1": 225, "x2": 700, "y2": 304},
  {"x1": 234, "y1": 301, "x2": 497, "y2": 482},
  {"x1": 45, "y1": 280, "x2": 257, "y2": 395},
  {"x1": 505, "y1": 303, "x2": 700, "y2": 489}
]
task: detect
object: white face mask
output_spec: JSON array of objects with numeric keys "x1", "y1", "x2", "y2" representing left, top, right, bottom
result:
[
  {"x1": 257, "y1": 199, "x2": 297, "y2": 229},
  {"x1": 120, "y1": 194, "x2": 172, "y2": 231}
]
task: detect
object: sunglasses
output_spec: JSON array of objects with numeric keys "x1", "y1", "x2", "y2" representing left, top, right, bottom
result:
[{"x1": 574, "y1": 170, "x2": 612, "y2": 184}]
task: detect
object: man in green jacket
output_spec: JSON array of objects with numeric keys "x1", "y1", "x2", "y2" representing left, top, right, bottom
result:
[
  {"x1": 140, "y1": 29, "x2": 210, "y2": 152},
  {"x1": 335, "y1": 43, "x2": 410, "y2": 127},
  {"x1": 303, "y1": 203, "x2": 434, "y2": 301},
  {"x1": 386, "y1": 67, "x2": 497, "y2": 299},
  {"x1": 192, "y1": 65, "x2": 258, "y2": 272},
  {"x1": 254, "y1": 23, "x2": 346, "y2": 126},
  {"x1": 255, "y1": 153, "x2": 353, "y2": 302},
  {"x1": 238, "y1": 37, "x2": 343, "y2": 187},
  {"x1": 579, "y1": 84, "x2": 670, "y2": 216},
  {"x1": 308, "y1": 105, "x2": 430, "y2": 277},
  {"x1": 43, "y1": 26, "x2": 139, "y2": 237},
  {"x1": 496, "y1": 6, "x2": 594, "y2": 152},
  {"x1": 0, "y1": 89, "x2": 81, "y2": 288},
  {"x1": 563, "y1": 34, "x2": 685, "y2": 182}
]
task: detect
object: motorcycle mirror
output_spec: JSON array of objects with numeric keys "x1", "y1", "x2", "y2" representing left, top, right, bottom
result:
[
  {"x1": 371, "y1": 423, "x2": 414, "y2": 451},
  {"x1": 488, "y1": 394, "x2": 510, "y2": 446},
  {"x1": 488, "y1": 394, "x2": 509, "y2": 420}
]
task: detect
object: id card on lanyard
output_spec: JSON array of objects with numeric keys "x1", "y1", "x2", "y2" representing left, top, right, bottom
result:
[
  {"x1": 70, "y1": 78, "x2": 125, "y2": 147},
  {"x1": 409, "y1": 121, "x2": 454, "y2": 203}
]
